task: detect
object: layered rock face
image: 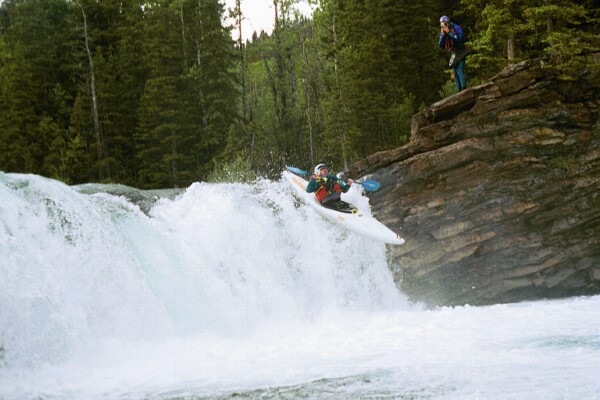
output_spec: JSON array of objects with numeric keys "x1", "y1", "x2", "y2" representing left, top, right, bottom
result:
[{"x1": 352, "y1": 59, "x2": 600, "y2": 306}]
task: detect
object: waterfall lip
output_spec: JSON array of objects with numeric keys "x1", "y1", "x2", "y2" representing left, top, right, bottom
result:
[{"x1": 73, "y1": 183, "x2": 185, "y2": 215}]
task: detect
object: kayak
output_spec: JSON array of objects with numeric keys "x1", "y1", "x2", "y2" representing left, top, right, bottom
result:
[{"x1": 282, "y1": 171, "x2": 405, "y2": 245}]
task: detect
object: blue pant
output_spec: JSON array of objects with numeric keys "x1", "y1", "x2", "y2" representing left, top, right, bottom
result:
[{"x1": 453, "y1": 59, "x2": 467, "y2": 92}]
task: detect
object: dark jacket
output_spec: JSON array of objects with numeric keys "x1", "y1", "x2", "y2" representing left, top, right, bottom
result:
[{"x1": 438, "y1": 23, "x2": 464, "y2": 51}]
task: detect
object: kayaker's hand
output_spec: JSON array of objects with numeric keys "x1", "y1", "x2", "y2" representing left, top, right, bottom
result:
[
  {"x1": 311, "y1": 173, "x2": 319, "y2": 180},
  {"x1": 347, "y1": 179, "x2": 354, "y2": 185}
]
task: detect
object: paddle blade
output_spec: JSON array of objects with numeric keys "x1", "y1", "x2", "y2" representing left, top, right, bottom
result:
[
  {"x1": 360, "y1": 179, "x2": 381, "y2": 192},
  {"x1": 286, "y1": 165, "x2": 309, "y2": 175}
]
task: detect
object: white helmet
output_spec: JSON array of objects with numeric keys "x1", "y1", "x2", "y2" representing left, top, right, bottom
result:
[{"x1": 314, "y1": 163, "x2": 329, "y2": 174}]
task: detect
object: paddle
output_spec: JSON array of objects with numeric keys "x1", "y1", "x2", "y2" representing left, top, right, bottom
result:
[
  {"x1": 285, "y1": 165, "x2": 309, "y2": 175},
  {"x1": 359, "y1": 179, "x2": 381, "y2": 192},
  {"x1": 285, "y1": 165, "x2": 381, "y2": 193}
]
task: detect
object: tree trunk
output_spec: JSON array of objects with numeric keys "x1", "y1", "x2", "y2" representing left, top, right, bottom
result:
[
  {"x1": 285, "y1": 3, "x2": 296, "y2": 115},
  {"x1": 196, "y1": 0, "x2": 207, "y2": 127},
  {"x1": 236, "y1": 0, "x2": 249, "y2": 157},
  {"x1": 77, "y1": 0, "x2": 106, "y2": 180},
  {"x1": 545, "y1": 0, "x2": 555, "y2": 53},
  {"x1": 332, "y1": 12, "x2": 348, "y2": 171},
  {"x1": 302, "y1": 38, "x2": 314, "y2": 167},
  {"x1": 179, "y1": 0, "x2": 188, "y2": 69},
  {"x1": 171, "y1": 136, "x2": 178, "y2": 188},
  {"x1": 249, "y1": 82, "x2": 257, "y2": 165},
  {"x1": 261, "y1": 45, "x2": 283, "y2": 150},
  {"x1": 273, "y1": 0, "x2": 287, "y2": 126},
  {"x1": 507, "y1": 31, "x2": 515, "y2": 64},
  {"x1": 309, "y1": 25, "x2": 324, "y2": 132},
  {"x1": 260, "y1": 1, "x2": 283, "y2": 150}
]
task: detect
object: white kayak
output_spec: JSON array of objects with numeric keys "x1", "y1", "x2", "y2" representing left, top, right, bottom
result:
[{"x1": 282, "y1": 171, "x2": 405, "y2": 245}]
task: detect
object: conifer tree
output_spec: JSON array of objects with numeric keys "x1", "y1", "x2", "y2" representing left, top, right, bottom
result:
[
  {"x1": 522, "y1": 0, "x2": 599, "y2": 78},
  {"x1": 313, "y1": 0, "x2": 443, "y2": 163},
  {"x1": 104, "y1": 0, "x2": 148, "y2": 184},
  {"x1": 0, "y1": 0, "x2": 79, "y2": 175},
  {"x1": 459, "y1": 0, "x2": 598, "y2": 80},
  {"x1": 312, "y1": 0, "x2": 351, "y2": 168},
  {"x1": 135, "y1": 0, "x2": 189, "y2": 188},
  {"x1": 190, "y1": 0, "x2": 238, "y2": 177},
  {"x1": 136, "y1": 75, "x2": 200, "y2": 188},
  {"x1": 75, "y1": 0, "x2": 106, "y2": 179}
]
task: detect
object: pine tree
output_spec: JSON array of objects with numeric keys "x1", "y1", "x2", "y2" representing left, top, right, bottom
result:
[
  {"x1": 458, "y1": 0, "x2": 599, "y2": 81},
  {"x1": 134, "y1": 0, "x2": 236, "y2": 187},
  {"x1": 100, "y1": 0, "x2": 148, "y2": 184},
  {"x1": 312, "y1": 0, "x2": 351, "y2": 169},
  {"x1": 459, "y1": 0, "x2": 539, "y2": 81},
  {"x1": 135, "y1": 0, "x2": 189, "y2": 188},
  {"x1": 67, "y1": 0, "x2": 143, "y2": 182},
  {"x1": 522, "y1": 0, "x2": 599, "y2": 78},
  {"x1": 241, "y1": 1, "x2": 308, "y2": 170},
  {"x1": 136, "y1": 75, "x2": 200, "y2": 188},
  {"x1": 0, "y1": 0, "x2": 79, "y2": 176},
  {"x1": 190, "y1": 0, "x2": 238, "y2": 177},
  {"x1": 313, "y1": 0, "x2": 443, "y2": 164}
]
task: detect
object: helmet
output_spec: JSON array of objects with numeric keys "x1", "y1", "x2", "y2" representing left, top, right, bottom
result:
[
  {"x1": 314, "y1": 163, "x2": 329, "y2": 174},
  {"x1": 440, "y1": 15, "x2": 450, "y2": 23}
]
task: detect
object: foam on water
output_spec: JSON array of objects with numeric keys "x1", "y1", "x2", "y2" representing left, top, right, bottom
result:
[{"x1": 0, "y1": 172, "x2": 598, "y2": 399}]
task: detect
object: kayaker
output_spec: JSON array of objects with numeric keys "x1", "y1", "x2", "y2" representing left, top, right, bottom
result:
[{"x1": 306, "y1": 163, "x2": 354, "y2": 211}]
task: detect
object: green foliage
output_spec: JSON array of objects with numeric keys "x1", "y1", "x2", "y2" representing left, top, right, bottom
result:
[
  {"x1": 0, "y1": 0, "x2": 78, "y2": 173},
  {"x1": 548, "y1": 154, "x2": 578, "y2": 169},
  {"x1": 44, "y1": 125, "x2": 86, "y2": 184},
  {"x1": 135, "y1": 75, "x2": 200, "y2": 188},
  {"x1": 438, "y1": 79, "x2": 457, "y2": 99},
  {"x1": 458, "y1": 0, "x2": 599, "y2": 82},
  {"x1": 546, "y1": 154, "x2": 583, "y2": 178},
  {"x1": 522, "y1": 1, "x2": 600, "y2": 79},
  {"x1": 206, "y1": 155, "x2": 258, "y2": 183},
  {"x1": 311, "y1": 0, "x2": 442, "y2": 167},
  {"x1": 458, "y1": 0, "x2": 529, "y2": 72},
  {"x1": 0, "y1": 0, "x2": 597, "y2": 188}
]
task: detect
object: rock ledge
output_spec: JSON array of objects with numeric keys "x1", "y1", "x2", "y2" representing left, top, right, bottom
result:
[{"x1": 352, "y1": 58, "x2": 600, "y2": 306}]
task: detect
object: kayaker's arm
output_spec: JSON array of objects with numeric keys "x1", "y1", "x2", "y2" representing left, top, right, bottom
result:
[
  {"x1": 338, "y1": 178, "x2": 355, "y2": 193},
  {"x1": 306, "y1": 178, "x2": 320, "y2": 193}
]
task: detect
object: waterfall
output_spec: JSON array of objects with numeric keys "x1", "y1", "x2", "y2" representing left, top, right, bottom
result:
[
  {"x1": 1, "y1": 172, "x2": 597, "y2": 400},
  {"x1": 0, "y1": 172, "x2": 405, "y2": 369}
]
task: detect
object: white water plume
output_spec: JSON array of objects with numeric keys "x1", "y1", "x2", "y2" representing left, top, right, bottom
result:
[{"x1": 0, "y1": 172, "x2": 405, "y2": 367}]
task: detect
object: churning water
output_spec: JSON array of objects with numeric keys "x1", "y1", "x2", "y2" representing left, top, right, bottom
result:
[{"x1": 0, "y1": 172, "x2": 598, "y2": 399}]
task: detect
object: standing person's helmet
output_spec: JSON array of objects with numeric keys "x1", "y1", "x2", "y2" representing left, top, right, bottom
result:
[
  {"x1": 314, "y1": 163, "x2": 329, "y2": 174},
  {"x1": 440, "y1": 15, "x2": 450, "y2": 23}
]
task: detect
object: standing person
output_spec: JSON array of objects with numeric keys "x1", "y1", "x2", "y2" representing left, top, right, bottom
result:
[
  {"x1": 438, "y1": 15, "x2": 467, "y2": 92},
  {"x1": 306, "y1": 163, "x2": 354, "y2": 211}
]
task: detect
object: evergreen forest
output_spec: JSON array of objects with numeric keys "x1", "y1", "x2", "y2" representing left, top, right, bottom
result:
[{"x1": 0, "y1": 0, "x2": 598, "y2": 188}]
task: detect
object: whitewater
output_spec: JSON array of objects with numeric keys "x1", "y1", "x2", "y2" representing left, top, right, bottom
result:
[{"x1": 0, "y1": 172, "x2": 598, "y2": 399}]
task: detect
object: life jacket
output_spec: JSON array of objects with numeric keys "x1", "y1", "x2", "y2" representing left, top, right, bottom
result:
[{"x1": 314, "y1": 177, "x2": 342, "y2": 202}]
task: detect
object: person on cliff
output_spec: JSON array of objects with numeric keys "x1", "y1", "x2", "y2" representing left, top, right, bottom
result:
[
  {"x1": 438, "y1": 15, "x2": 468, "y2": 93},
  {"x1": 306, "y1": 163, "x2": 354, "y2": 212}
]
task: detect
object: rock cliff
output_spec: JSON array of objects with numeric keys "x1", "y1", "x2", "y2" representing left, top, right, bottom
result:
[{"x1": 351, "y1": 58, "x2": 600, "y2": 306}]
